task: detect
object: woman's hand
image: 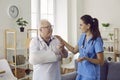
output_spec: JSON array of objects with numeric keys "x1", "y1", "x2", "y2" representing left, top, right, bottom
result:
[
  {"x1": 55, "y1": 35, "x2": 64, "y2": 42},
  {"x1": 55, "y1": 35, "x2": 79, "y2": 54},
  {"x1": 77, "y1": 57, "x2": 85, "y2": 62}
]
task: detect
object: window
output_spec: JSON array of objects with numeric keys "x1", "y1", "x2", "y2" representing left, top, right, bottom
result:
[
  {"x1": 31, "y1": 0, "x2": 55, "y2": 29},
  {"x1": 31, "y1": 0, "x2": 68, "y2": 41},
  {"x1": 40, "y1": 0, "x2": 55, "y2": 25}
]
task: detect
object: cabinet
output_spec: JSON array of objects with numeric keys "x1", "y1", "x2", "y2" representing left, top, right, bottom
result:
[
  {"x1": 102, "y1": 28, "x2": 119, "y2": 61},
  {"x1": 4, "y1": 29, "x2": 28, "y2": 79}
]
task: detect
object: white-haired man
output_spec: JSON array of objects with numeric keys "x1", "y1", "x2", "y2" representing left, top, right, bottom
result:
[{"x1": 29, "y1": 20, "x2": 68, "y2": 80}]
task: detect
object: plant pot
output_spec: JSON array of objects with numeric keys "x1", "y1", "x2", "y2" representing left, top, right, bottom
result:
[
  {"x1": 20, "y1": 27, "x2": 24, "y2": 32},
  {"x1": 25, "y1": 69, "x2": 32, "y2": 75}
]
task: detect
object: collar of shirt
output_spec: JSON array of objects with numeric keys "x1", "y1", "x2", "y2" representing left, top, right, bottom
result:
[
  {"x1": 83, "y1": 34, "x2": 93, "y2": 47},
  {"x1": 84, "y1": 34, "x2": 93, "y2": 43},
  {"x1": 38, "y1": 35, "x2": 55, "y2": 46}
]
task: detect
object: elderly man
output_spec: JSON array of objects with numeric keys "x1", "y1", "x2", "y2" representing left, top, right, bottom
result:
[{"x1": 29, "y1": 19, "x2": 68, "y2": 80}]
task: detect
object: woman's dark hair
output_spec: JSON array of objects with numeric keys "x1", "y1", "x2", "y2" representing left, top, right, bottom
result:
[{"x1": 81, "y1": 15, "x2": 101, "y2": 40}]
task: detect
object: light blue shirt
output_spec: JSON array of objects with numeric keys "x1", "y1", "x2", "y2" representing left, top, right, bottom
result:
[{"x1": 77, "y1": 33, "x2": 103, "y2": 79}]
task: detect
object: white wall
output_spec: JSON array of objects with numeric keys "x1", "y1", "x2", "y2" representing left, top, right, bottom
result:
[
  {"x1": 0, "y1": 0, "x2": 31, "y2": 58},
  {"x1": 55, "y1": 0, "x2": 84, "y2": 46},
  {"x1": 55, "y1": 0, "x2": 120, "y2": 49},
  {"x1": 82, "y1": 0, "x2": 120, "y2": 50},
  {"x1": 77, "y1": 0, "x2": 84, "y2": 41},
  {"x1": 67, "y1": 0, "x2": 77, "y2": 46},
  {"x1": 83, "y1": 0, "x2": 120, "y2": 28},
  {"x1": 55, "y1": 0, "x2": 68, "y2": 41}
]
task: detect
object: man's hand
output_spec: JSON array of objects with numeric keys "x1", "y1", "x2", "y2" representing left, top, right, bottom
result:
[
  {"x1": 57, "y1": 42, "x2": 64, "y2": 52},
  {"x1": 57, "y1": 42, "x2": 68, "y2": 58},
  {"x1": 55, "y1": 35, "x2": 68, "y2": 58}
]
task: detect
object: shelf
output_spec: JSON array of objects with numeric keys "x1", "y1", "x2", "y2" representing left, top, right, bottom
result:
[
  {"x1": 104, "y1": 51, "x2": 114, "y2": 54},
  {"x1": 8, "y1": 61, "x2": 15, "y2": 65},
  {"x1": 114, "y1": 51, "x2": 120, "y2": 54},
  {"x1": 18, "y1": 72, "x2": 32, "y2": 80},
  {"x1": 102, "y1": 28, "x2": 119, "y2": 62},
  {"x1": 4, "y1": 29, "x2": 37, "y2": 79},
  {"x1": 9, "y1": 61, "x2": 29, "y2": 68},
  {"x1": 104, "y1": 41, "x2": 114, "y2": 43},
  {"x1": 6, "y1": 48, "x2": 16, "y2": 50},
  {"x1": 0, "y1": 70, "x2": 5, "y2": 74},
  {"x1": 16, "y1": 61, "x2": 29, "y2": 67},
  {"x1": 6, "y1": 48, "x2": 25, "y2": 50}
]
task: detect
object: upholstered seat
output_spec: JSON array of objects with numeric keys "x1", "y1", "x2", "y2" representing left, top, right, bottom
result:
[{"x1": 0, "y1": 59, "x2": 17, "y2": 80}]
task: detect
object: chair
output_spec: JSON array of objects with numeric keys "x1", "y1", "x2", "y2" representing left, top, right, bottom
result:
[
  {"x1": 61, "y1": 53, "x2": 79, "y2": 74},
  {"x1": 0, "y1": 59, "x2": 17, "y2": 80}
]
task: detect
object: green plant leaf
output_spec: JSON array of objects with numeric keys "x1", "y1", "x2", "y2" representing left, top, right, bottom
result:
[
  {"x1": 16, "y1": 17, "x2": 28, "y2": 27},
  {"x1": 102, "y1": 23, "x2": 110, "y2": 27}
]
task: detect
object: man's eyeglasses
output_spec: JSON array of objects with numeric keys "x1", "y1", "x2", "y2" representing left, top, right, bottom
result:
[{"x1": 40, "y1": 25, "x2": 53, "y2": 29}]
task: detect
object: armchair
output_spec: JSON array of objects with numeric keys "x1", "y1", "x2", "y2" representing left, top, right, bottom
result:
[{"x1": 0, "y1": 59, "x2": 17, "y2": 80}]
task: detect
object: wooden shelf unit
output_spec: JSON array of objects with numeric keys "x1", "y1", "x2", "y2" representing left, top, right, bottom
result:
[
  {"x1": 4, "y1": 29, "x2": 17, "y2": 76},
  {"x1": 114, "y1": 28, "x2": 119, "y2": 61},
  {"x1": 102, "y1": 28, "x2": 119, "y2": 61},
  {"x1": 4, "y1": 29, "x2": 27, "y2": 79},
  {"x1": 4, "y1": 29, "x2": 38, "y2": 79},
  {"x1": 24, "y1": 29, "x2": 38, "y2": 80}
]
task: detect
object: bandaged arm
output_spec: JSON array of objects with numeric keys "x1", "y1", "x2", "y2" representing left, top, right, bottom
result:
[
  {"x1": 29, "y1": 39, "x2": 58, "y2": 65},
  {"x1": 29, "y1": 50, "x2": 58, "y2": 65}
]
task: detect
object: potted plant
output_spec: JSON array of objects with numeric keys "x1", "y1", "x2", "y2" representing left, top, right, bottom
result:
[
  {"x1": 102, "y1": 23, "x2": 110, "y2": 30},
  {"x1": 102, "y1": 23, "x2": 110, "y2": 27},
  {"x1": 109, "y1": 33, "x2": 114, "y2": 40},
  {"x1": 16, "y1": 17, "x2": 28, "y2": 32}
]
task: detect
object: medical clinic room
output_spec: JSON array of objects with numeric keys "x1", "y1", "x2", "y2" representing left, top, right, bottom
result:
[{"x1": 0, "y1": 0, "x2": 120, "y2": 80}]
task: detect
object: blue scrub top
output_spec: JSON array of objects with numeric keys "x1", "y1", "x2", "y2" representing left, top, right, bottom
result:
[{"x1": 77, "y1": 33, "x2": 103, "y2": 79}]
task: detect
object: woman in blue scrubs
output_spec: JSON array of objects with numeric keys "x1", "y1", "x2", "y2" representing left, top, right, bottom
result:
[{"x1": 56, "y1": 15, "x2": 104, "y2": 80}]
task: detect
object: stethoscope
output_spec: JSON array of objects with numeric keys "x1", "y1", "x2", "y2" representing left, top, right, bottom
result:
[
  {"x1": 37, "y1": 36, "x2": 61, "y2": 56},
  {"x1": 37, "y1": 36, "x2": 54, "y2": 51},
  {"x1": 81, "y1": 35, "x2": 94, "y2": 57}
]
